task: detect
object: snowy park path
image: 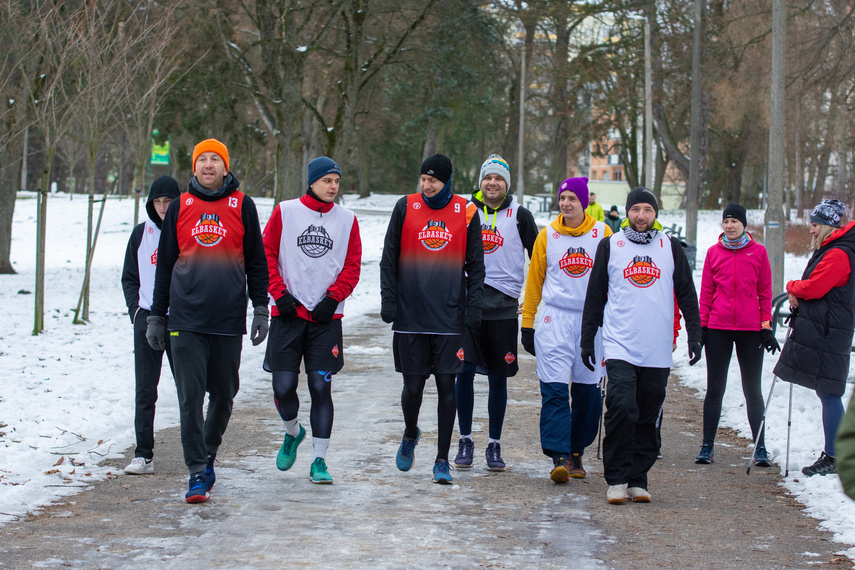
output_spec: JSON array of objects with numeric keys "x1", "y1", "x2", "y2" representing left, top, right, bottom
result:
[{"x1": 0, "y1": 311, "x2": 850, "y2": 568}]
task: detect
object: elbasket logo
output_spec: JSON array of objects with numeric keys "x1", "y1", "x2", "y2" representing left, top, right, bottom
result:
[
  {"x1": 456, "y1": 348, "x2": 464, "y2": 361},
  {"x1": 623, "y1": 255, "x2": 660, "y2": 288},
  {"x1": 418, "y1": 219, "x2": 452, "y2": 251},
  {"x1": 558, "y1": 247, "x2": 593, "y2": 278},
  {"x1": 191, "y1": 213, "x2": 227, "y2": 247},
  {"x1": 481, "y1": 224, "x2": 504, "y2": 254},
  {"x1": 504, "y1": 352, "x2": 516, "y2": 364},
  {"x1": 297, "y1": 225, "x2": 333, "y2": 258},
  {"x1": 331, "y1": 345, "x2": 340, "y2": 357}
]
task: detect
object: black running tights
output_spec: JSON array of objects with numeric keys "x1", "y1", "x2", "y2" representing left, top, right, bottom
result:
[
  {"x1": 401, "y1": 374, "x2": 456, "y2": 461},
  {"x1": 702, "y1": 329, "x2": 765, "y2": 446},
  {"x1": 272, "y1": 370, "x2": 334, "y2": 439}
]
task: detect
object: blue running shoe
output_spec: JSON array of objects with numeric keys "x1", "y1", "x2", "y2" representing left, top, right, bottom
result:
[
  {"x1": 205, "y1": 453, "x2": 216, "y2": 491},
  {"x1": 754, "y1": 445, "x2": 771, "y2": 468},
  {"x1": 432, "y1": 459, "x2": 453, "y2": 484},
  {"x1": 309, "y1": 458, "x2": 333, "y2": 484},
  {"x1": 396, "y1": 427, "x2": 420, "y2": 471},
  {"x1": 695, "y1": 443, "x2": 714, "y2": 464},
  {"x1": 276, "y1": 424, "x2": 306, "y2": 472},
  {"x1": 185, "y1": 472, "x2": 209, "y2": 503}
]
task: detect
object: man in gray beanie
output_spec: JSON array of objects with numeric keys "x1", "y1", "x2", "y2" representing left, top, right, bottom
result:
[
  {"x1": 454, "y1": 154, "x2": 538, "y2": 472},
  {"x1": 580, "y1": 187, "x2": 702, "y2": 504}
]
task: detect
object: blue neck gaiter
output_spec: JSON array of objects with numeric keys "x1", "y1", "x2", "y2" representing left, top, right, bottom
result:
[{"x1": 422, "y1": 177, "x2": 454, "y2": 210}]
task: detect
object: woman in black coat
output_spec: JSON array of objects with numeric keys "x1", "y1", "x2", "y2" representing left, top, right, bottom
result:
[{"x1": 774, "y1": 199, "x2": 855, "y2": 477}]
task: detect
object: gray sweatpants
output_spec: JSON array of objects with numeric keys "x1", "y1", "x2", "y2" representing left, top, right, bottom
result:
[{"x1": 170, "y1": 331, "x2": 242, "y2": 474}]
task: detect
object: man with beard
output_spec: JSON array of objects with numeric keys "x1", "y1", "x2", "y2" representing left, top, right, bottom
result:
[
  {"x1": 147, "y1": 139, "x2": 269, "y2": 503},
  {"x1": 580, "y1": 187, "x2": 702, "y2": 504}
]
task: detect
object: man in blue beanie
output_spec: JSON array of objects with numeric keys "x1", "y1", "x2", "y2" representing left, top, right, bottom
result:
[
  {"x1": 261, "y1": 156, "x2": 362, "y2": 485},
  {"x1": 380, "y1": 153, "x2": 485, "y2": 485}
]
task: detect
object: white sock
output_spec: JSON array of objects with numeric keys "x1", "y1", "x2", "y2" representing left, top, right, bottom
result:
[
  {"x1": 313, "y1": 437, "x2": 330, "y2": 459},
  {"x1": 461, "y1": 434, "x2": 473, "y2": 441},
  {"x1": 488, "y1": 438, "x2": 500, "y2": 444},
  {"x1": 284, "y1": 418, "x2": 300, "y2": 437}
]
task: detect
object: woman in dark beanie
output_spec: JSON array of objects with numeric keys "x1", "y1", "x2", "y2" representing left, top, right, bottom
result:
[
  {"x1": 695, "y1": 203, "x2": 778, "y2": 465},
  {"x1": 774, "y1": 199, "x2": 855, "y2": 476}
]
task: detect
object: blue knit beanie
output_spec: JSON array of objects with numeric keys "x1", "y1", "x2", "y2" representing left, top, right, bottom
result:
[{"x1": 307, "y1": 157, "x2": 342, "y2": 188}]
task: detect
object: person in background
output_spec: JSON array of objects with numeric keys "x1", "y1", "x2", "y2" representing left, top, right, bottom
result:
[
  {"x1": 262, "y1": 157, "x2": 362, "y2": 484},
  {"x1": 695, "y1": 203, "x2": 778, "y2": 467},
  {"x1": 605, "y1": 205, "x2": 622, "y2": 234},
  {"x1": 121, "y1": 176, "x2": 180, "y2": 475},
  {"x1": 147, "y1": 138, "x2": 269, "y2": 503},
  {"x1": 521, "y1": 176, "x2": 610, "y2": 483},
  {"x1": 774, "y1": 199, "x2": 855, "y2": 477},
  {"x1": 380, "y1": 153, "x2": 485, "y2": 485},
  {"x1": 454, "y1": 154, "x2": 537, "y2": 472},
  {"x1": 585, "y1": 191, "x2": 604, "y2": 222}
]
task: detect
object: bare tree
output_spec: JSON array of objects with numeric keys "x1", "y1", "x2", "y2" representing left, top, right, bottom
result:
[{"x1": 29, "y1": 3, "x2": 83, "y2": 334}]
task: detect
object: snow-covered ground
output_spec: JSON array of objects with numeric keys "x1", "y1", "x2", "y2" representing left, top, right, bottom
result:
[{"x1": 2, "y1": 190, "x2": 855, "y2": 558}]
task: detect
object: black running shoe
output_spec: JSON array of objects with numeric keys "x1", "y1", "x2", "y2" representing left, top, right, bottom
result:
[
  {"x1": 802, "y1": 452, "x2": 835, "y2": 477},
  {"x1": 695, "y1": 443, "x2": 714, "y2": 464}
]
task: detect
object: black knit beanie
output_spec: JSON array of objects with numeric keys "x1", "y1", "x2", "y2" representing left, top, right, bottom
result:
[
  {"x1": 420, "y1": 154, "x2": 453, "y2": 184},
  {"x1": 722, "y1": 203, "x2": 747, "y2": 227},
  {"x1": 625, "y1": 187, "x2": 659, "y2": 217}
]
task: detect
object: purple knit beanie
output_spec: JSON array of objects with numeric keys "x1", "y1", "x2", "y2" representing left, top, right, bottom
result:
[{"x1": 558, "y1": 177, "x2": 589, "y2": 210}]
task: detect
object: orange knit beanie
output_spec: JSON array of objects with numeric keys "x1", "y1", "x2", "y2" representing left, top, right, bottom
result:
[{"x1": 192, "y1": 139, "x2": 229, "y2": 173}]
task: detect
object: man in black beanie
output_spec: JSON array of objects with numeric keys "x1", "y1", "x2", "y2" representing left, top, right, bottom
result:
[
  {"x1": 581, "y1": 187, "x2": 702, "y2": 504},
  {"x1": 380, "y1": 153, "x2": 485, "y2": 485}
]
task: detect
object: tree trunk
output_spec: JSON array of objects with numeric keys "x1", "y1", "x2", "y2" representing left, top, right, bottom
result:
[{"x1": 34, "y1": 146, "x2": 56, "y2": 335}]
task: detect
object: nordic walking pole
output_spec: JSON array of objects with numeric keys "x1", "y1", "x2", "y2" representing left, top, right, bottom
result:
[
  {"x1": 785, "y1": 382, "x2": 793, "y2": 476},
  {"x1": 596, "y1": 375, "x2": 607, "y2": 460},
  {"x1": 748, "y1": 375, "x2": 779, "y2": 475}
]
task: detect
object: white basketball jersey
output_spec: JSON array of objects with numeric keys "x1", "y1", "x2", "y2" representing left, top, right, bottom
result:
[
  {"x1": 603, "y1": 232, "x2": 675, "y2": 367},
  {"x1": 478, "y1": 200, "x2": 526, "y2": 299},
  {"x1": 542, "y1": 220, "x2": 607, "y2": 312},
  {"x1": 136, "y1": 219, "x2": 161, "y2": 312},
  {"x1": 275, "y1": 199, "x2": 356, "y2": 312}
]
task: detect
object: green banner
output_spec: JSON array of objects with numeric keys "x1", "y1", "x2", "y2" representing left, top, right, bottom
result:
[{"x1": 150, "y1": 134, "x2": 169, "y2": 165}]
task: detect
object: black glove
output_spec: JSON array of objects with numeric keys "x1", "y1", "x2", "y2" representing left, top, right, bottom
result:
[
  {"x1": 521, "y1": 327, "x2": 536, "y2": 356},
  {"x1": 465, "y1": 310, "x2": 481, "y2": 331},
  {"x1": 146, "y1": 316, "x2": 166, "y2": 351},
  {"x1": 760, "y1": 329, "x2": 781, "y2": 354},
  {"x1": 688, "y1": 341, "x2": 702, "y2": 366},
  {"x1": 275, "y1": 292, "x2": 299, "y2": 317},
  {"x1": 250, "y1": 306, "x2": 269, "y2": 346},
  {"x1": 381, "y1": 301, "x2": 397, "y2": 324},
  {"x1": 701, "y1": 326, "x2": 708, "y2": 348},
  {"x1": 581, "y1": 347, "x2": 597, "y2": 371},
  {"x1": 312, "y1": 295, "x2": 338, "y2": 324}
]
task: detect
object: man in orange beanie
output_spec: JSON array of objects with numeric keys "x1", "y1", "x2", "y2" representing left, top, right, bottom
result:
[{"x1": 147, "y1": 138, "x2": 270, "y2": 503}]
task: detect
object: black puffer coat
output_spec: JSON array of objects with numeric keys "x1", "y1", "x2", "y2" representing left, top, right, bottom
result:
[{"x1": 774, "y1": 222, "x2": 855, "y2": 396}]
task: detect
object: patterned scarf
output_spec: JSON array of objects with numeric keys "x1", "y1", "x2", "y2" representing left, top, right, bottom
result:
[
  {"x1": 721, "y1": 232, "x2": 750, "y2": 250},
  {"x1": 623, "y1": 226, "x2": 658, "y2": 244}
]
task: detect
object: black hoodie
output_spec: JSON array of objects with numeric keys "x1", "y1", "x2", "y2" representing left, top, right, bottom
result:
[{"x1": 121, "y1": 176, "x2": 181, "y2": 322}]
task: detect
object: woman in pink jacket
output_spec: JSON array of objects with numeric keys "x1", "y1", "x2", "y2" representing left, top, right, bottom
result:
[{"x1": 695, "y1": 204, "x2": 780, "y2": 465}]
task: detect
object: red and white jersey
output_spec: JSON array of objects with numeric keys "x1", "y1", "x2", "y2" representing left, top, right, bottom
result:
[{"x1": 273, "y1": 198, "x2": 356, "y2": 312}]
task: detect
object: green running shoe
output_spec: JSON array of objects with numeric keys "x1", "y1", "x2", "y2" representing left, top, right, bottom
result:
[
  {"x1": 276, "y1": 424, "x2": 306, "y2": 471},
  {"x1": 309, "y1": 457, "x2": 333, "y2": 484}
]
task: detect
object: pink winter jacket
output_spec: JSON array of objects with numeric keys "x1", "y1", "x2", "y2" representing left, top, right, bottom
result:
[{"x1": 699, "y1": 235, "x2": 773, "y2": 330}]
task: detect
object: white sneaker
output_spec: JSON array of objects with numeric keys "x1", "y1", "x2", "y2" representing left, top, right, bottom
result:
[
  {"x1": 607, "y1": 483, "x2": 628, "y2": 504},
  {"x1": 627, "y1": 486, "x2": 651, "y2": 503},
  {"x1": 124, "y1": 457, "x2": 154, "y2": 475}
]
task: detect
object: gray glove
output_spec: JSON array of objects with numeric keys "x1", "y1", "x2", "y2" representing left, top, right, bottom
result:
[
  {"x1": 146, "y1": 316, "x2": 166, "y2": 351},
  {"x1": 250, "y1": 306, "x2": 269, "y2": 346}
]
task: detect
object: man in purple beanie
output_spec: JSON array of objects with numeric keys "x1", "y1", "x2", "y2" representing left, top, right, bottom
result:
[{"x1": 521, "y1": 176, "x2": 612, "y2": 483}]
